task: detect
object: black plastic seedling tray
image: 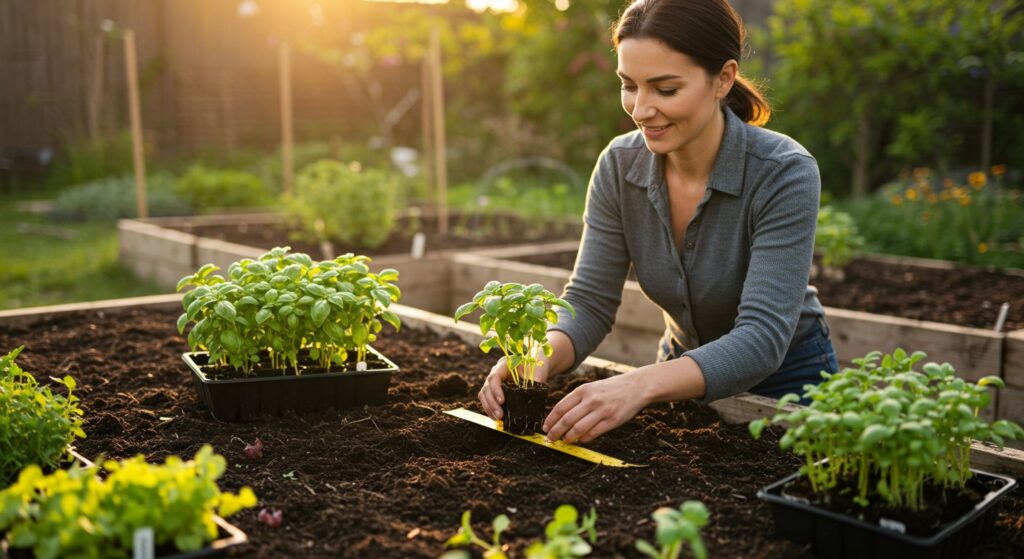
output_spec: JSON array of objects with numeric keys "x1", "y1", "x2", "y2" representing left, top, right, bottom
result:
[
  {"x1": 184, "y1": 346, "x2": 399, "y2": 421},
  {"x1": 758, "y1": 468, "x2": 1017, "y2": 559}
]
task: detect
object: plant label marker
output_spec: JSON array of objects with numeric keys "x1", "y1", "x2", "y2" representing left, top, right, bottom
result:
[
  {"x1": 444, "y1": 407, "x2": 647, "y2": 468},
  {"x1": 132, "y1": 527, "x2": 154, "y2": 559}
]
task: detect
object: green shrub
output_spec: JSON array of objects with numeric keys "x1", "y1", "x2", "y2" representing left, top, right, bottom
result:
[
  {"x1": 285, "y1": 160, "x2": 399, "y2": 249},
  {"x1": 41, "y1": 132, "x2": 134, "y2": 191},
  {"x1": 838, "y1": 168, "x2": 1024, "y2": 268},
  {"x1": 50, "y1": 173, "x2": 191, "y2": 221},
  {"x1": 0, "y1": 445, "x2": 256, "y2": 559},
  {"x1": 0, "y1": 347, "x2": 85, "y2": 485},
  {"x1": 174, "y1": 165, "x2": 272, "y2": 211},
  {"x1": 815, "y1": 205, "x2": 863, "y2": 271},
  {"x1": 750, "y1": 349, "x2": 1024, "y2": 510}
]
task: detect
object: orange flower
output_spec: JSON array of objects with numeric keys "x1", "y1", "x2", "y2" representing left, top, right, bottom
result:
[
  {"x1": 891, "y1": 194, "x2": 904, "y2": 207},
  {"x1": 968, "y1": 171, "x2": 986, "y2": 189},
  {"x1": 905, "y1": 188, "x2": 919, "y2": 201},
  {"x1": 978, "y1": 242, "x2": 989, "y2": 254},
  {"x1": 991, "y1": 164, "x2": 1007, "y2": 178}
]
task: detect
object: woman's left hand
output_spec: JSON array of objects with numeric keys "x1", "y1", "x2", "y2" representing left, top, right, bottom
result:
[{"x1": 542, "y1": 372, "x2": 650, "y2": 444}]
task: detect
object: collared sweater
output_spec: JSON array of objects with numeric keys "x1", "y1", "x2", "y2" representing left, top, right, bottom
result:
[{"x1": 551, "y1": 107, "x2": 826, "y2": 403}]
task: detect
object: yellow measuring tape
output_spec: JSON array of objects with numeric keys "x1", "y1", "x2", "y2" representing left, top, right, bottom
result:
[{"x1": 444, "y1": 407, "x2": 647, "y2": 468}]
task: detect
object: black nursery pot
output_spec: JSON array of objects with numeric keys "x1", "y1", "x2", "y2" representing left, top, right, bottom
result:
[
  {"x1": 757, "y1": 468, "x2": 1017, "y2": 559},
  {"x1": 501, "y1": 381, "x2": 550, "y2": 435},
  {"x1": 182, "y1": 346, "x2": 399, "y2": 421}
]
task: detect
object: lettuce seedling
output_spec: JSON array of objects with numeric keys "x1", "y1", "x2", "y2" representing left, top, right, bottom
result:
[
  {"x1": 244, "y1": 438, "x2": 263, "y2": 460},
  {"x1": 441, "y1": 504, "x2": 596, "y2": 559},
  {"x1": 635, "y1": 501, "x2": 710, "y2": 559},
  {"x1": 454, "y1": 281, "x2": 574, "y2": 387},
  {"x1": 258, "y1": 508, "x2": 283, "y2": 528},
  {"x1": 0, "y1": 347, "x2": 85, "y2": 485},
  {"x1": 0, "y1": 445, "x2": 256, "y2": 559},
  {"x1": 750, "y1": 348, "x2": 1024, "y2": 510}
]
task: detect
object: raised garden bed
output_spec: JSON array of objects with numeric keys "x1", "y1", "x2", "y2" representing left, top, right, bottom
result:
[
  {"x1": 449, "y1": 243, "x2": 1024, "y2": 427},
  {"x1": 118, "y1": 212, "x2": 580, "y2": 314},
  {"x1": 0, "y1": 296, "x2": 1022, "y2": 558}
]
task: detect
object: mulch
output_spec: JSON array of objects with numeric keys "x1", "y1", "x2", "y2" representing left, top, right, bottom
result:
[{"x1": 1, "y1": 306, "x2": 1021, "y2": 558}]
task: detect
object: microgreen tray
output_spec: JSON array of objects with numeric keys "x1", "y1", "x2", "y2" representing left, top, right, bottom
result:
[{"x1": 758, "y1": 468, "x2": 1016, "y2": 559}]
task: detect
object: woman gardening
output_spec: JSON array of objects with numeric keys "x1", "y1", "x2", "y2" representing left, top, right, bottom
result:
[{"x1": 479, "y1": 0, "x2": 839, "y2": 443}]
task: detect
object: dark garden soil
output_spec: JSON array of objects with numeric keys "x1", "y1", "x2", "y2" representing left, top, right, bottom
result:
[
  {"x1": 172, "y1": 214, "x2": 581, "y2": 259},
  {"x1": 513, "y1": 251, "x2": 1024, "y2": 331},
  {"x1": 2, "y1": 307, "x2": 1023, "y2": 558}
]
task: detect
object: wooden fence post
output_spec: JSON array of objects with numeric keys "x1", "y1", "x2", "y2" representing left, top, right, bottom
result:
[
  {"x1": 280, "y1": 42, "x2": 294, "y2": 194},
  {"x1": 124, "y1": 30, "x2": 148, "y2": 219},
  {"x1": 429, "y1": 29, "x2": 448, "y2": 235}
]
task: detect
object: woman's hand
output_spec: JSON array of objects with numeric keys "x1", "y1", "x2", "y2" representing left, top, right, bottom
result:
[
  {"x1": 541, "y1": 372, "x2": 650, "y2": 444},
  {"x1": 478, "y1": 356, "x2": 554, "y2": 420}
]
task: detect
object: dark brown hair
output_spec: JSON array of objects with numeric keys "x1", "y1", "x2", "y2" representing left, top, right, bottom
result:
[{"x1": 613, "y1": 0, "x2": 770, "y2": 126}]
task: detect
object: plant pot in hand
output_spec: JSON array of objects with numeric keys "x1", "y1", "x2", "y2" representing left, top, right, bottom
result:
[
  {"x1": 454, "y1": 281, "x2": 575, "y2": 437},
  {"x1": 501, "y1": 381, "x2": 550, "y2": 435},
  {"x1": 175, "y1": 247, "x2": 403, "y2": 421},
  {"x1": 749, "y1": 348, "x2": 1024, "y2": 559}
]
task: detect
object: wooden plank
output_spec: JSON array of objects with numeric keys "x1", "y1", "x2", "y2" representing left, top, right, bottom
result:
[
  {"x1": 428, "y1": 29, "x2": 448, "y2": 235},
  {"x1": 279, "y1": 41, "x2": 293, "y2": 194},
  {"x1": 1006, "y1": 330, "x2": 1024, "y2": 388},
  {"x1": 825, "y1": 306, "x2": 1003, "y2": 382},
  {"x1": 0, "y1": 294, "x2": 183, "y2": 328}
]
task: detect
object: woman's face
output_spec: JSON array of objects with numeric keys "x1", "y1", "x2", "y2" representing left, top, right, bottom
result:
[{"x1": 617, "y1": 38, "x2": 730, "y2": 156}]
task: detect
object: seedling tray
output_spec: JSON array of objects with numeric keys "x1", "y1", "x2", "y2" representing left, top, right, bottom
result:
[
  {"x1": 183, "y1": 346, "x2": 399, "y2": 421},
  {"x1": 1, "y1": 515, "x2": 246, "y2": 559},
  {"x1": 758, "y1": 468, "x2": 1017, "y2": 559}
]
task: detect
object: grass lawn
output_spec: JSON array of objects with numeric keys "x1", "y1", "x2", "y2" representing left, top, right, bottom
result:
[{"x1": 0, "y1": 200, "x2": 166, "y2": 311}]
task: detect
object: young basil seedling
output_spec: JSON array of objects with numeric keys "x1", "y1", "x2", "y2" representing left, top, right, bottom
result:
[{"x1": 453, "y1": 281, "x2": 574, "y2": 387}]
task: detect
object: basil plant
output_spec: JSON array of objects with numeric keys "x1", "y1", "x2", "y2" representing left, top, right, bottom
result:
[
  {"x1": 454, "y1": 281, "x2": 574, "y2": 388},
  {"x1": 176, "y1": 247, "x2": 401, "y2": 375}
]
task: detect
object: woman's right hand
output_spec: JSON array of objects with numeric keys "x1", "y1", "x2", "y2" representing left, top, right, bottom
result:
[{"x1": 478, "y1": 357, "x2": 552, "y2": 421}]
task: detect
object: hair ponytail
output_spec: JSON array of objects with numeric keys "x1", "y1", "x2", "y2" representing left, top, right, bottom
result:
[{"x1": 725, "y1": 74, "x2": 770, "y2": 127}]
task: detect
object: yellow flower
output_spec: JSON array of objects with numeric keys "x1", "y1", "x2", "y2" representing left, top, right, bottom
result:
[
  {"x1": 968, "y1": 171, "x2": 986, "y2": 189},
  {"x1": 978, "y1": 242, "x2": 989, "y2": 254},
  {"x1": 953, "y1": 187, "x2": 967, "y2": 198},
  {"x1": 958, "y1": 195, "x2": 971, "y2": 206},
  {"x1": 891, "y1": 194, "x2": 904, "y2": 207},
  {"x1": 991, "y1": 164, "x2": 1006, "y2": 178},
  {"x1": 905, "y1": 188, "x2": 919, "y2": 201}
]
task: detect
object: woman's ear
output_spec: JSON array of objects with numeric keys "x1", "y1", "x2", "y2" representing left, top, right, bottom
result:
[{"x1": 716, "y1": 60, "x2": 738, "y2": 100}]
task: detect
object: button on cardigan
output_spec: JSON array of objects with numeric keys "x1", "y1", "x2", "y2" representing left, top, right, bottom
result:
[{"x1": 551, "y1": 107, "x2": 827, "y2": 403}]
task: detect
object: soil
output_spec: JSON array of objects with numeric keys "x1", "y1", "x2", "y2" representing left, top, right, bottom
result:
[
  {"x1": 501, "y1": 382, "x2": 550, "y2": 435},
  {"x1": 171, "y1": 214, "x2": 581, "y2": 260},
  {"x1": 1, "y1": 307, "x2": 1021, "y2": 558},
  {"x1": 512, "y1": 251, "x2": 1024, "y2": 331}
]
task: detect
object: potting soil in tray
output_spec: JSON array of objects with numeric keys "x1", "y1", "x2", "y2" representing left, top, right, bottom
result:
[
  {"x1": 2, "y1": 307, "x2": 1021, "y2": 558},
  {"x1": 512, "y1": 251, "x2": 1024, "y2": 330}
]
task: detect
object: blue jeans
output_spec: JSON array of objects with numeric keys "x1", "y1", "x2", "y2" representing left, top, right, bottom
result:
[{"x1": 658, "y1": 317, "x2": 839, "y2": 403}]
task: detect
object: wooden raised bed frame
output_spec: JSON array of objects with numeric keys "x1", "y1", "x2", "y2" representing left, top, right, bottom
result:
[{"x1": 119, "y1": 217, "x2": 1023, "y2": 425}]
